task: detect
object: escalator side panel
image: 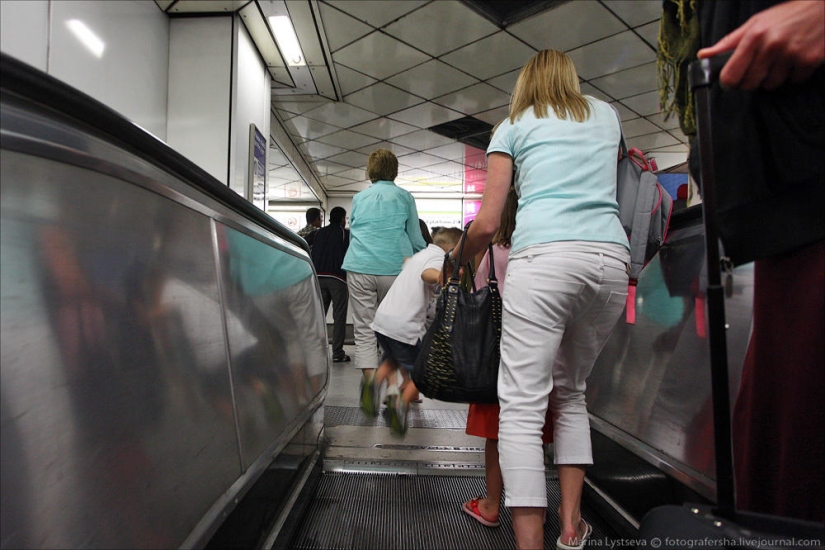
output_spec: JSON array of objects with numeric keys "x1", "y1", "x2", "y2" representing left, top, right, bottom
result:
[
  {"x1": 0, "y1": 150, "x2": 239, "y2": 548},
  {"x1": 1, "y1": 75, "x2": 328, "y2": 548}
]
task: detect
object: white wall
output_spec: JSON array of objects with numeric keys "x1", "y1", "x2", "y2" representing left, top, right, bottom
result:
[
  {"x1": 166, "y1": 17, "x2": 233, "y2": 184},
  {"x1": 415, "y1": 198, "x2": 463, "y2": 231},
  {"x1": 230, "y1": 21, "x2": 271, "y2": 198},
  {"x1": 167, "y1": 16, "x2": 274, "y2": 192},
  {"x1": 1, "y1": 2, "x2": 276, "y2": 194},
  {"x1": 0, "y1": 0, "x2": 49, "y2": 70},
  {"x1": 1, "y1": 0, "x2": 170, "y2": 140}
]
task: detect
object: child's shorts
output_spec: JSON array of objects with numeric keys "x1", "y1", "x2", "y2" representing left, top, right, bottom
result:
[
  {"x1": 375, "y1": 331, "x2": 420, "y2": 374},
  {"x1": 466, "y1": 403, "x2": 554, "y2": 443}
]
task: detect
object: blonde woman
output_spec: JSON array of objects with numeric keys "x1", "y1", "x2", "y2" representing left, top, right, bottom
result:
[
  {"x1": 462, "y1": 186, "x2": 556, "y2": 531},
  {"x1": 455, "y1": 50, "x2": 630, "y2": 549}
]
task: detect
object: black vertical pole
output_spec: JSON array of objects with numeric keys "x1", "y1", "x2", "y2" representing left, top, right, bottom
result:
[{"x1": 689, "y1": 55, "x2": 736, "y2": 520}]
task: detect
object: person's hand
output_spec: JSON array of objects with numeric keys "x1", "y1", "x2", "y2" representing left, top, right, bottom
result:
[
  {"x1": 697, "y1": 0, "x2": 825, "y2": 90},
  {"x1": 438, "y1": 258, "x2": 454, "y2": 286}
]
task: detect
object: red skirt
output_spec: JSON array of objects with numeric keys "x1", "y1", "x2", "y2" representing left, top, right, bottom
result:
[{"x1": 466, "y1": 403, "x2": 554, "y2": 443}]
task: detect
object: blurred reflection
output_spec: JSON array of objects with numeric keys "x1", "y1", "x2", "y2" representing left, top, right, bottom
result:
[
  {"x1": 37, "y1": 220, "x2": 174, "y2": 547},
  {"x1": 1, "y1": 394, "x2": 31, "y2": 548},
  {"x1": 2, "y1": 100, "x2": 330, "y2": 547},
  {"x1": 587, "y1": 220, "x2": 753, "y2": 482},
  {"x1": 220, "y1": 225, "x2": 327, "y2": 464},
  {"x1": 1, "y1": 150, "x2": 240, "y2": 547}
]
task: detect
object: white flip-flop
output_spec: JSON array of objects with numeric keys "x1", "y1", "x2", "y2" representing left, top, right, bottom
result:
[{"x1": 556, "y1": 519, "x2": 593, "y2": 550}]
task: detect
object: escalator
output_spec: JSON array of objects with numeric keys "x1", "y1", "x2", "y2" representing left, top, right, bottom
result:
[{"x1": 1, "y1": 51, "x2": 738, "y2": 550}]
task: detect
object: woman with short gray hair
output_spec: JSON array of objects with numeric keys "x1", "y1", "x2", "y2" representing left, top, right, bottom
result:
[{"x1": 341, "y1": 149, "x2": 427, "y2": 399}]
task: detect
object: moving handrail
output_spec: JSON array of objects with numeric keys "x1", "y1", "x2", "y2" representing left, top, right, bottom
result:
[{"x1": 0, "y1": 52, "x2": 308, "y2": 254}]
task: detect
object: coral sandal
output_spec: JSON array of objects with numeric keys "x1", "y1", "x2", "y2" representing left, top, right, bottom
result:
[
  {"x1": 462, "y1": 497, "x2": 501, "y2": 528},
  {"x1": 556, "y1": 519, "x2": 593, "y2": 550}
]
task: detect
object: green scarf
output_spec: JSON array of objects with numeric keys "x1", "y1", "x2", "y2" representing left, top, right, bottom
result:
[{"x1": 657, "y1": 0, "x2": 700, "y2": 137}]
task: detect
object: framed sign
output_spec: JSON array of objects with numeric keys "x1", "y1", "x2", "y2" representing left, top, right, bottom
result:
[{"x1": 247, "y1": 124, "x2": 267, "y2": 210}]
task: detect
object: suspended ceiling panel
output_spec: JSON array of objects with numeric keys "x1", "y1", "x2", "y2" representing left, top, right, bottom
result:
[
  {"x1": 270, "y1": 0, "x2": 683, "y2": 197},
  {"x1": 162, "y1": 0, "x2": 685, "y2": 197}
]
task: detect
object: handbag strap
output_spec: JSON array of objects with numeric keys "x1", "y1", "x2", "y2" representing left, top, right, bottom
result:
[
  {"x1": 441, "y1": 223, "x2": 500, "y2": 333},
  {"x1": 445, "y1": 221, "x2": 500, "y2": 289},
  {"x1": 448, "y1": 221, "x2": 472, "y2": 282},
  {"x1": 485, "y1": 243, "x2": 498, "y2": 289}
]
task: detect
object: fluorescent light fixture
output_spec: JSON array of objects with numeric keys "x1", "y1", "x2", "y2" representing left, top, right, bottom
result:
[
  {"x1": 268, "y1": 15, "x2": 305, "y2": 66},
  {"x1": 66, "y1": 19, "x2": 105, "y2": 58}
]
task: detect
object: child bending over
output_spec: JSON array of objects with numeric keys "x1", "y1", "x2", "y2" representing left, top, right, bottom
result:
[{"x1": 360, "y1": 227, "x2": 463, "y2": 434}]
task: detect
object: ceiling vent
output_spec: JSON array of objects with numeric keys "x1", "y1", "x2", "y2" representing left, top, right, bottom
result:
[
  {"x1": 427, "y1": 116, "x2": 494, "y2": 151},
  {"x1": 460, "y1": 0, "x2": 569, "y2": 27}
]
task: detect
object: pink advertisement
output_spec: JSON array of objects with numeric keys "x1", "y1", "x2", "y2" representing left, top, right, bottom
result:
[
  {"x1": 460, "y1": 144, "x2": 488, "y2": 226},
  {"x1": 463, "y1": 199, "x2": 482, "y2": 227},
  {"x1": 462, "y1": 145, "x2": 487, "y2": 195}
]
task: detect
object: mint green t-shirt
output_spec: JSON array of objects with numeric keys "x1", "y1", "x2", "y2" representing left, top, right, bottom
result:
[
  {"x1": 342, "y1": 180, "x2": 427, "y2": 276},
  {"x1": 487, "y1": 98, "x2": 629, "y2": 254}
]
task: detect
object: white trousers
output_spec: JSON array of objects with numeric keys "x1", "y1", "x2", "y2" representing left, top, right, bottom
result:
[
  {"x1": 498, "y1": 242, "x2": 629, "y2": 508},
  {"x1": 347, "y1": 272, "x2": 396, "y2": 371}
]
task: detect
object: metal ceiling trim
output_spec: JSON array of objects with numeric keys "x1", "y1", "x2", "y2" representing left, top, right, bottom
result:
[
  {"x1": 239, "y1": 1, "x2": 295, "y2": 88},
  {"x1": 164, "y1": 0, "x2": 251, "y2": 15},
  {"x1": 460, "y1": 0, "x2": 570, "y2": 28}
]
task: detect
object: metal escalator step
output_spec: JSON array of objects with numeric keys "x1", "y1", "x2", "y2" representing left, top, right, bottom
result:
[
  {"x1": 324, "y1": 458, "x2": 487, "y2": 476},
  {"x1": 288, "y1": 472, "x2": 620, "y2": 549},
  {"x1": 325, "y1": 406, "x2": 468, "y2": 429}
]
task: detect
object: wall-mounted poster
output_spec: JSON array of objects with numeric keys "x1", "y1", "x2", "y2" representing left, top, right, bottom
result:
[{"x1": 247, "y1": 124, "x2": 267, "y2": 210}]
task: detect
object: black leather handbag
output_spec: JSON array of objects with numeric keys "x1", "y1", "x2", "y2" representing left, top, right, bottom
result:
[{"x1": 412, "y1": 226, "x2": 502, "y2": 404}]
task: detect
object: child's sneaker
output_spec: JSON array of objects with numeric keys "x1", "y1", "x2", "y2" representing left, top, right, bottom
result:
[
  {"x1": 385, "y1": 385, "x2": 399, "y2": 423},
  {"x1": 383, "y1": 384, "x2": 400, "y2": 406},
  {"x1": 360, "y1": 378, "x2": 379, "y2": 416},
  {"x1": 389, "y1": 395, "x2": 408, "y2": 435}
]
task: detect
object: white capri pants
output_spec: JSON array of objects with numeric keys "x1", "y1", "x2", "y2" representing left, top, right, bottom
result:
[
  {"x1": 498, "y1": 242, "x2": 629, "y2": 508},
  {"x1": 347, "y1": 272, "x2": 397, "y2": 371}
]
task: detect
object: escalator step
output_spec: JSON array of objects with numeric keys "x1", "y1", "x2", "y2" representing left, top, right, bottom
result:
[
  {"x1": 289, "y1": 472, "x2": 620, "y2": 549},
  {"x1": 325, "y1": 406, "x2": 468, "y2": 429}
]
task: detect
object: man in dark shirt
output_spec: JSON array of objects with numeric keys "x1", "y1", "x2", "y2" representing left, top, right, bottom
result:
[
  {"x1": 298, "y1": 207, "x2": 321, "y2": 249},
  {"x1": 311, "y1": 207, "x2": 350, "y2": 363}
]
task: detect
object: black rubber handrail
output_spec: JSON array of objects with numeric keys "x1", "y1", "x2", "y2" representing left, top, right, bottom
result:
[{"x1": 0, "y1": 52, "x2": 309, "y2": 253}]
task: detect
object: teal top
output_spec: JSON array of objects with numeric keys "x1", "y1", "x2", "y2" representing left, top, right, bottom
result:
[
  {"x1": 487, "y1": 98, "x2": 629, "y2": 254},
  {"x1": 225, "y1": 226, "x2": 312, "y2": 295},
  {"x1": 341, "y1": 180, "x2": 427, "y2": 276}
]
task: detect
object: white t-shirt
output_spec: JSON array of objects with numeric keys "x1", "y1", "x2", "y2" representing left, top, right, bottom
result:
[{"x1": 371, "y1": 243, "x2": 446, "y2": 346}]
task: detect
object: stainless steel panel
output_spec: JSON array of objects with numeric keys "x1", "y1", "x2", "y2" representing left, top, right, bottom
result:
[
  {"x1": 587, "y1": 221, "x2": 754, "y2": 496},
  {"x1": 1, "y1": 101, "x2": 328, "y2": 549},
  {"x1": 0, "y1": 150, "x2": 241, "y2": 548},
  {"x1": 217, "y1": 224, "x2": 328, "y2": 470}
]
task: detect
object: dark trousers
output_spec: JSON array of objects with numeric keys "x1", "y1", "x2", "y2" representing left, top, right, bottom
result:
[
  {"x1": 319, "y1": 276, "x2": 348, "y2": 359},
  {"x1": 732, "y1": 239, "x2": 824, "y2": 523}
]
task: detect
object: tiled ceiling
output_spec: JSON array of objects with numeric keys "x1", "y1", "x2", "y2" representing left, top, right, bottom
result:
[
  {"x1": 270, "y1": 0, "x2": 684, "y2": 198},
  {"x1": 273, "y1": 0, "x2": 687, "y2": 196}
]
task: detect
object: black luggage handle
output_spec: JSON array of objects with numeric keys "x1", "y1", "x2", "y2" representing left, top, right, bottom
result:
[
  {"x1": 689, "y1": 50, "x2": 736, "y2": 520},
  {"x1": 689, "y1": 51, "x2": 733, "y2": 89}
]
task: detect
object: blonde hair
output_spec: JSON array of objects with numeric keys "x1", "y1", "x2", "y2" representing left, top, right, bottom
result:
[
  {"x1": 433, "y1": 227, "x2": 463, "y2": 250},
  {"x1": 508, "y1": 49, "x2": 591, "y2": 124},
  {"x1": 366, "y1": 149, "x2": 398, "y2": 182}
]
